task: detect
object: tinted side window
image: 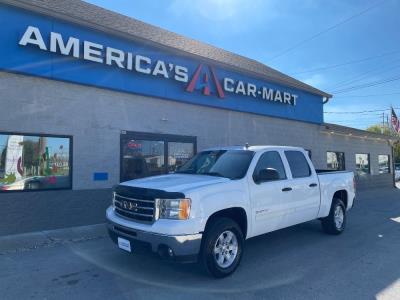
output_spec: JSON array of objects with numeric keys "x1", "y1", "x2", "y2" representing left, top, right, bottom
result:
[
  {"x1": 253, "y1": 151, "x2": 286, "y2": 181},
  {"x1": 285, "y1": 151, "x2": 311, "y2": 178}
]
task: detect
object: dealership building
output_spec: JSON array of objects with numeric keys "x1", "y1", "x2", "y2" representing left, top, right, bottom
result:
[{"x1": 0, "y1": 0, "x2": 397, "y2": 236}]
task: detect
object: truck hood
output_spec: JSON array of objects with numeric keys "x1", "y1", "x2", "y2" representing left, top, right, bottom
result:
[{"x1": 120, "y1": 173, "x2": 230, "y2": 193}]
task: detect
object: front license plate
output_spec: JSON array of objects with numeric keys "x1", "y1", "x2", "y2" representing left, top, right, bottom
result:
[{"x1": 117, "y1": 237, "x2": 131, "y2": 252}]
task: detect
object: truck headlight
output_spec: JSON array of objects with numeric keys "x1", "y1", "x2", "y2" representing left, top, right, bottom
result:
[{"x1": 157, "y1": 198, "x2": 191, "y2": 220}]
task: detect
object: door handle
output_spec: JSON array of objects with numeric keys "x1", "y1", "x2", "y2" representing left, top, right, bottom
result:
[
  {"x1": 282, "y1": 187, "x2": 292, "y2": 192},
  {"x1": 309, "y1": 183, "x2": 318, "y2": 187}
]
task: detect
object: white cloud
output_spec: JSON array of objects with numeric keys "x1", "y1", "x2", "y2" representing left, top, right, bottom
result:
[
  {"x1": 301, "y1": 73, "x2": 326, "y2": 88},
  {"x1": 167, "y1": 0, "x2": 276, "y2": 31},
  {"x1": 169, "y1": 0, "x2": 265, "y2": 21}
]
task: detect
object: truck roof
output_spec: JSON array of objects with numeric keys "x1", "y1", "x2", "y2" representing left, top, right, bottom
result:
[{"x1": 203, "y1": 145, "x2": 306, "y2": 152}]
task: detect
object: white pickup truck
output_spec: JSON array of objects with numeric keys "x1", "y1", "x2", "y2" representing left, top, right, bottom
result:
[{"x1": 106, "y1": 146, "x2": 355, "y2": 278}]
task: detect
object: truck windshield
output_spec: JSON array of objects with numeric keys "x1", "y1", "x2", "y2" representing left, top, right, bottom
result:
[{"x1": 176, "y1": 150, "x2": 254, "y2": 179}]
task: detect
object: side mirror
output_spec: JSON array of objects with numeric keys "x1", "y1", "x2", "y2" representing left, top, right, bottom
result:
[{"x1": 255, "y1": 168, "x2": 280, "y2": 183}]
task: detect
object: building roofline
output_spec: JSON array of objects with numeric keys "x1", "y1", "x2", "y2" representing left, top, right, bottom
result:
[
  {"x1": 322, "y1": 123, "x2": 399, "y2": 142},
  {"x1": 2, "y1": 0, "x2": 332, "y2": 99}
]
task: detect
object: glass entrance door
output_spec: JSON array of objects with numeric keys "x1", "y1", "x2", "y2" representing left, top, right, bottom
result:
[{"x1": 120, "y1": 131, "x2": 196, "y2": 182}]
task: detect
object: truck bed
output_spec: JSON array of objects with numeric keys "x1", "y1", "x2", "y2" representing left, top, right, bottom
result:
[{"x1": 316, "y1": 169, "x2": 353, "y2": 175}]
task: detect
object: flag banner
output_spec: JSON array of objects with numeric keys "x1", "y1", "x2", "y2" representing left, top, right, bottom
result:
[
  {"x1": 391, "y1": 108, "x2": 400, "y2": 133},
  {"x1": 5, "y1": 135, "x2": 24, "y2": 180}
]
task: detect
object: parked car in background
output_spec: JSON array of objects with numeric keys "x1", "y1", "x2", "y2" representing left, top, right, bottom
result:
[
  {"x1": 0, "y1": 177, "x2": 42, "y2": 191},
  {"x1": 0, "y1": 175, "x2": 70, "y2": 191},
  {"x1": 106, "y1": 146, "x2": 356, "y2": 278}
]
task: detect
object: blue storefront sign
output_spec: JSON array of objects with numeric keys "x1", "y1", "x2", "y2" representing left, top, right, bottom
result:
[
  {"x1": 93, "y1": 172, "x2": 108, "y2": 181},
  {"x1": 0, "y1": 4, "x2": 324, "y2": 124}
]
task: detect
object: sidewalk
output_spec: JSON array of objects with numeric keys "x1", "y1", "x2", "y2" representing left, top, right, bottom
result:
[{"x1": 0, "y1": 223, "x2": 107, "y2": 255}]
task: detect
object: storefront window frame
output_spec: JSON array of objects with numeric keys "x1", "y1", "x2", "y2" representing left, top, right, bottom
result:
[
  {"x1": 378, "y1": 154, "x2": 390, "y2": 174},
  {"x1": 326, "y1": 151, "x2": 346, "y2": 171},
  {"x1": 355, "y1": 153, "x2": 370, "y2": 175},
  {"x1": 167, "y1": 141, "x2": 197, "y2": 173},
  {"x1": 120, "y1": 131, "x2": 197, "y2": 181},
  {"x1": 0, "y1": 131, "x2": 73, "y2": 193}
]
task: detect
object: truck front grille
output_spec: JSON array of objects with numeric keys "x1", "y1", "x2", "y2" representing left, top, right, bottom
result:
[{"x1": 114, "y1": 193, "x2": 155, "y2": 223}]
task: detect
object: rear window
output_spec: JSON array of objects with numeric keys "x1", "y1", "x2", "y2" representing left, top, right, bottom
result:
[{"x1": 284, "y1": 151, "x2": 311, "y2": 178}]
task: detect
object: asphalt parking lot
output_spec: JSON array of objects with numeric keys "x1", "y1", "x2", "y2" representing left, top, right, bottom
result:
[{"x1": 1, "y1": 187, "x2": 400, "y2": 300}]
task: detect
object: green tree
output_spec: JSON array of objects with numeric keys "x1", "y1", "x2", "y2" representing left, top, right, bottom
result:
[
  {"x1": 366, "y1": 124, "x2": 391, "y2": 135},
  {"x1": 21, "y1": 140, "x2": 39, "y2": 170}
]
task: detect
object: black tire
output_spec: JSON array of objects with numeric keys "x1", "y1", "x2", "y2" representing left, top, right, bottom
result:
[
  {"x1": 201, "y1": 217, "x2": 244, "y2": 278},
  {"x1": 321, "y1": 198, "x2": 346, "y2": 235}
]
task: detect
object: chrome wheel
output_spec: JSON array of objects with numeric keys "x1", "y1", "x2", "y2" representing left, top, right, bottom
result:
[
  {"x1": 334, "y1": 205, "x2": 344, "y2": 229},
  {"x1": 213, "y1": 230, "x2": 238, "y2": 268}
]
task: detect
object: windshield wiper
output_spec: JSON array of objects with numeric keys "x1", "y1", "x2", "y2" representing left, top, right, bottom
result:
[
  {"x1": 175, "y1": 170, "x2": 195, "y2": 174},
  {"x1": 202, "y1": 172, "x2": 226, "y2": 178},
  {"x1": 176, "y1": 171, "x2": 230, "y2": 179}
]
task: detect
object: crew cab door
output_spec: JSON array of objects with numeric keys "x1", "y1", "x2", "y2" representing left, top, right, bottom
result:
[
  {"x1": 282, "y1": 150, "x2": 320, "y2": 226},
  {"x1": 249, "y1": 150, "x2": 293, "y2": 236}
]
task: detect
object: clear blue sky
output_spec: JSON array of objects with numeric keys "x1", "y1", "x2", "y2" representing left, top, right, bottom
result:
[{"x1": 85, "y1": 0, "x2": 400, "y2": 129}]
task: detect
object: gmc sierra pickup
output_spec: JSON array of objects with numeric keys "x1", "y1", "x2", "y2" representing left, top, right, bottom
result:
[{"x1": 106, "y1": 146, "x2": 355, "y2": 278}]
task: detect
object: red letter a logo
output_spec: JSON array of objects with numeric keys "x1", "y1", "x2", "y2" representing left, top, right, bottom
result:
[{"x1": 186, "y1": 64, "x2": 225, "y2": 98}]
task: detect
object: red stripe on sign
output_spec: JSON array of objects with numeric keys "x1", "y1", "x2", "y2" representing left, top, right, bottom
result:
[{"x1": 186, "y1": 64, "x2": 203, "y2": 92}]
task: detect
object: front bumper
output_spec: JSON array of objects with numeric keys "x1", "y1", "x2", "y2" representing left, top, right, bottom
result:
[{"x1": 107, "y1": 218, "x2": 202, "y2": 263}]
